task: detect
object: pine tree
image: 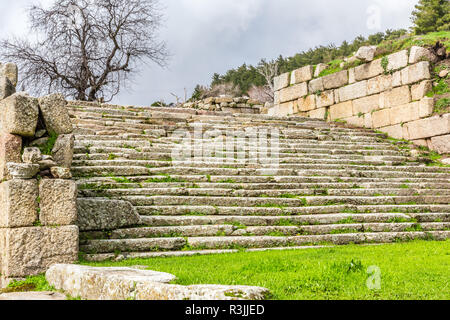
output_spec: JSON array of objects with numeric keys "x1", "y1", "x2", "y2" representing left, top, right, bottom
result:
[{"x1": 411, "y1": 0, "x2": 450, "y2": 34}]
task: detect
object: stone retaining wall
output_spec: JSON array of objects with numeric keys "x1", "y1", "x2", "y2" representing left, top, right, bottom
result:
[
  {"x1": 0, "y1": 62, "x2": 78, "y2": 288},
  {"x1": 182, "y1": 96, "x2": 267, "y2": 114},
  {"x1": 271, "y1": 47, "x2": 449, "y2": 154}
]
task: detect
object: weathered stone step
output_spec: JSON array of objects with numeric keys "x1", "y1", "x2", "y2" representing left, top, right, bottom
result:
[
  {"x1": 76, "y1": 181, "x2": 450, "y2": 191},
  {"x1": 74, "y1": 174, "x2": 450, "y2": 185},
  {"x1": 80, "y1": 237, "x2": 187, "y2": 254},
  {"x1": 71, "y1": 160, "x2": 448, "y2": 174},
  {"x1": 186, "y1": 231, "x2": 450, "y2": 249},
  {"x1": 135, "y1": 204, "x2": 450, "y2": 216},
  {"x1": 136, "y1": 203, "x2": 450, "y2": 216},
  {"x1": 79, "y1": 231, "x2": 450, "y2": 253},
  {"x1": 73, "y1": 152, "x2": 410, "y2": 164},
  {"x1": 79, "y1": 187, "x2": 450, "y2": 198},
  {"x1": 71, "y1": 166, "x2": 450, "y2": 180},
  {"x1": 122, "y1": 195, "x2": 450, "y2": 208},
  {"x1": 138, "y1": 212, "x2": 433, "y2": 227},
  {"x1": 81, "y1": 222, "x2": 449, "y2": 240}
]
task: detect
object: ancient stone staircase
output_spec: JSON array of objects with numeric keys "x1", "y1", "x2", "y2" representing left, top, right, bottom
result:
[{"x1": 68, "y1": 101, "x2": 450, "y2": 261}]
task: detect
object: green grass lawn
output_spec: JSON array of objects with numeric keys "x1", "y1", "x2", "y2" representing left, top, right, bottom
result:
[
  {"x1": 4, "y1": 240, "x2": 449, "y2": 300},
  {"x1": 81, "y1": 240, "x2": 450, "y2": 300}
]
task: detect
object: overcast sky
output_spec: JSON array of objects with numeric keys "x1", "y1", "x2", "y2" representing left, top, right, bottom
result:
[{"x1": 0, "y1": 0, "x2": 418, "y2": 105}]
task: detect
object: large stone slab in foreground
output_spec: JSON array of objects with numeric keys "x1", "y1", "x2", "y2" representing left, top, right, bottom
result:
[
  {"x1": 46, "y1": 264, "x2": 270, "y2": 300},
  {"x1": 77, "y1": 198, "x2": 141, "y2": 231},
  {"x1": 0, "y1": 291, "x2": 67, "y2": 300},
  {"x1": 0, "y1": 226, "x2": 78, "y2": 278}
]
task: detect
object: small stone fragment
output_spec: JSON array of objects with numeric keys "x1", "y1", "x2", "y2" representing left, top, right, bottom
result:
[
  {"x1": 50, "y1": 167, "x2": 72, "y2": 179},
  {"x1": 22, "y1": 147, "x2": 43, "y2": 164},
  {"x1": 6, "y1": 163, "x2": 39, "y2": 179}
]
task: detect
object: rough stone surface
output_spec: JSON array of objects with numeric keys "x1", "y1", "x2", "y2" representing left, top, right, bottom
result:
[
  {"x1": 386, "y1": 50, "x2": 409, "y2": 71},
  {"x1": 77, "y1": 198, "x2": 141, "y2": 231},
  {"x1": 430, "y1": 135, "x2": 450, "y2": 154},
  {"x1": 278, "y1": 83, "x2": 308, "y2": 103},
  {"x1": 389, "y1": 102, "x2": 420, "y2": 126},
  {"x1": 52, "y1": 134, "x2": 75, "y2": 168},
  {"x1": 439, "y1": 70, "x2": 449, "y2": 78},
  {"x1": 22, "y1": 147, "x2": 42, "y2": 164},
  {"x1": 0, "y1": 133, "x2": 22, "y2": 181},
  {"x1": 367, "y1": 74, "x2": 393, "y2": 95},
  {"x1": 401, "y1": 62, "x2": 431, "y2": 85},
  {"x1": 273, "y1": 73, "x2": 290, "y2": 91},
  {"x1": 290, "y1": 65, "x2": 313, "y2": 84},
  {"x1": 355, "y1": 46, "x2": 377, "y2": 62},
  {"x1": 0, "y1": 179, "x2": 38, "y2": 228},
  {"x1": 308, "y1": 78, "x2": 324, "y2": 93},
  {"x1": 1, "y1": 63, "x2": 18, "y2": 87},
  {"x1": 411, "y1": 80, "x2": 432, "y2": 101},
  {"x1": 380, "y1": 86, "x2": 411, "y2": 109},
  {"x1": 354, "y1": 59, "x2": 384, "y2": 81},
  {"x1": 0, "y1": 291, "x2": 67, "y2": 300},
  {"x1": 0, "y1": 93, "x2": 39, "y2": 137},
  {"x1": 0, "y1": 76, "x2": 15, "y2": 100},
  {"x1": 39, "y1": 179, "x2": 77, "y2": 226},
  {"x1": 298, "y1": 95, "x2": 316, "y2": 112},
  {"x1": 330, "y1": 101, "x2": 353, "y2": 120},
  {"x1": 322, "y1": 70, "x2": 348, "y2": 89},
  {"x1": 6, "y1": 163, "x2": 39, "y2": 179},
  {"x1": 337, "y1": 81, "x2": 368, "y2": 102},
  {"x1": 314, "y1": 63, "x2": 328, "y2": 77},
  {"x1": 405, "y1": 114, "x2": 450, "y2": 140},
  {"x1": 352, "y1": 94, "x2": 380, "y2": 115},
  {"x1": 38, "y1": 94, "x2": 73, "y2": 135},
  {"x1": 308, "y1": 107, "x2": 327, "y2": 119},
  {"x1": 380, "y1": 124, "x2": 403, "y2": 140},
  {"x1": 0, "y1": 226, "x2": 78, "y2": 278},
  {"x1": 372, "y1": 109, "x2": 391, "y2": 128},
  {"x1": 50, "y1": 167, "x2": 72, "y2": 179},
  {"x1": 409, "y1": 46, "x2": 438, "y2": 64},
  {"x1": 317, "y1": 90, "x2": 335, "y2": 108},
  {"x1": 46, "y1": 264, "x2": 269, "y2": 300}
]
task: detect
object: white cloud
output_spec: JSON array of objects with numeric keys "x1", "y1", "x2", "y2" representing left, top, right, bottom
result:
[{"x1": 0, "y1": 0, "x2": 418, "y2": 105}]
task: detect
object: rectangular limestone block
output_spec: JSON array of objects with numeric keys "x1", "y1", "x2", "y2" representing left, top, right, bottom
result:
[
  {"x1": 430, "y1": 134, "x2": 450, "y2": 154},
  {"x1": 317, "y1": 90, "x2": 335, "y2": 108},
  {"x1": 381, "y1": 124, "x2": 404, "y2": 140},
  {"x1": 400, "y1": 62, "x2": 431, "y2": 85},
  {"x1": 343, "y1": 116, "x2": 364, "y2": 127},
  {"x1": 0, "y1": 226, "x2": 79, "y2": 278},
  {"x1": 308, "y1": 78, "x2": 324, "y2": 94},
  {"x1": 367, "y1": 74, "x2": 393, "y2": 95},
  {"x1": 0, "y1": 179, "x2": 38, "y2": 228},
  {"x1": 0, "y1": 93, "x2": 39, "y2": 137},
  {"x1": 380, "y1": 86, "x2": 411, "y2": 109},
  {"x1": 274, "y1": 91, "x2": 280, "y2": 104},
  {"x1": 386, "y1": 50, "x2": 409, "y2": 71},
  {"x1": 364, "y1": 113, "x2": 373, "y2": 128},
  {"x1": 389, "y1": 102, "x2": 420, "y2": 126},
  {"x1": 392, "y1": 71, "x2": 402, "y2": 87},
  {"x1": 322, "y1": 70, "x2": 348, "y2": 90},
  {"x1": 372, "y1": 109, "x2": 390, "y2": 128},
  {"x1": 308, "y1": 108, "x2": 327, "y2": 120},
  {"x1": 337, "y1": 81, "x2": 368, "y2": 102},
  {"x1": 0, "y1": 133, "x2": 22, "y2": 181},
  {"x1": 411, "y1": 80, "x2": 432, "y2": 101},
  {"x1": 290, "y1": 66, "x2": 313, "y2": 84},
  {"x1": 419, "y1": 97, "x2": 434, "y2": 118},
  {"x1": 352, "y1": 94, "x2": 380, "y2": 115},
  {"x1": 274, "y1": 73, "x2": 290, "y2": 91},
  {"x1": 348, "y1": 68, "x2": 356, "y2": 84},
  {"x1": 405, "y1": 114, "x2": 450, "y2": 140},
  {"x1": 298, "y1": 95, "x2": 316, "y2": 112},
  {"x1": 330, "y1": 101, "x2": 353, "y2": 120},
  {"x1": 39, "y1": 179, "x2": 77, "y2": 226},
  {"x1": 354, "y1": 59, "x2": 384, "y2": 81},
  {"x1": 279, "y1": 83, "x2": 308, "y2": 103}
]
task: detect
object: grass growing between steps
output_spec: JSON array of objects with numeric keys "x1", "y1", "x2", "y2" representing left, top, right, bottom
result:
[{"x1": 79, "y1": 240, "x2": 450, "y2": 300}]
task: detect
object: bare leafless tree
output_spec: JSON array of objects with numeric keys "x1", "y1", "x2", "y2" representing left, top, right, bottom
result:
[
  {"x1": 0, "y1": 0, "x2": 169, "y2": 102},
  {"x1": 256, "y1": 59, "x2": 279, "y2": 100}
]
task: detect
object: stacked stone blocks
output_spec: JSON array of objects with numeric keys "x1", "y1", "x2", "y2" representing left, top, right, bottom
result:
[
  {"x1": 271, "y1": 46, "x2": 449, "y2": 154},
  {"x1": 0, "y1": 63, "x2": 78, "y2": 288}
]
